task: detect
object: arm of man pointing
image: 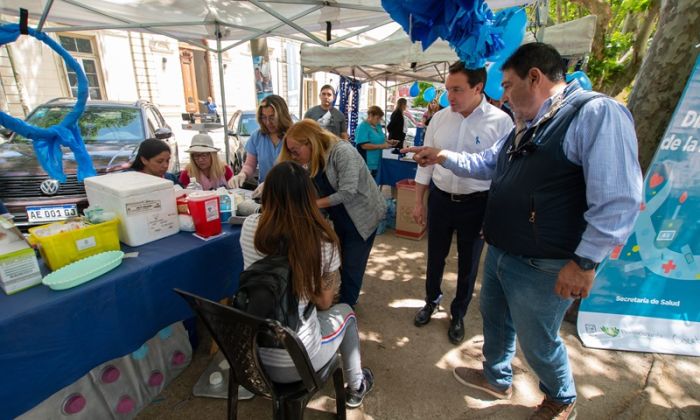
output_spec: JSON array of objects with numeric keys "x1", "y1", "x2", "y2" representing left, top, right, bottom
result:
[{"x1": 402, "y1": 134, "x2": 507, "y2": 180}]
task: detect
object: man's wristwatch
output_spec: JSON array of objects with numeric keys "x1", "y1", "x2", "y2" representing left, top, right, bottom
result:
[{"x1": 573, "y1": 255, "x2": 598, "y2": 271}]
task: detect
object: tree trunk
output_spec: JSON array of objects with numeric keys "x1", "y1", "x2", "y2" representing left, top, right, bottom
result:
[
  {"x1": 570, "y1": 0, "x2": 611, "y2": 61},
  {"x1": 600, "y1": 0, "x2": 660, "y2": 97},
  {"x1": 628, "y1": 1, "x2": 700, "y2": 173}
]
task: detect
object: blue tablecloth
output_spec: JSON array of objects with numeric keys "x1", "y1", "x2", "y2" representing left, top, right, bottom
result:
[
  {"x1": 0, "y1": 226, "x2": 243, "y2": 418},
  {"x1": 377, "y1": 156, "x2": 418, "y2": 186}
]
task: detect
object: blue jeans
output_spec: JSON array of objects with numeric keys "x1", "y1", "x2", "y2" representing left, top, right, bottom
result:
[{"x1": 480, "y1": 246, "x2": 576, "y2": 404}]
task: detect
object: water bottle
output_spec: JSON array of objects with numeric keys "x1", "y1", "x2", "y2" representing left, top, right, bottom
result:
[
  {"x1": 186, "y1": 177, "x2": 203, "y2": 191},
  {"x1": 218, "y1": 191, "x2": 232, "y2": 224}
]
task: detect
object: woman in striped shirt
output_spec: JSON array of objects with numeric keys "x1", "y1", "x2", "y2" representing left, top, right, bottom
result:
[{"x1": 239, "y1": 160, "x2": 374, "y2": 408}]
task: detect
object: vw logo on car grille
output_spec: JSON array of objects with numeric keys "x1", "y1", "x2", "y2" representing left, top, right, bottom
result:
[{"x1": 40, "y1": 179, "x2": 61, "y2": 196}]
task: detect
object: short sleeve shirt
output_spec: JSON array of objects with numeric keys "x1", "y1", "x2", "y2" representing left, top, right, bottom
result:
[
  {"x1": 354, "y1": 120, "x2": 386, "y2": 170},
  {"x1": 304, "y1": 106, "x2": 347, "y2": 137},
  {"x1": 245, "y1": 129, "x2": 284, "y2": 182}
]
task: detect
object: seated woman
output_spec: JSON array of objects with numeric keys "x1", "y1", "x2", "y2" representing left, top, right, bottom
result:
[
  {"x1": 354, "y1": 106, "x2": 396, "y2": 178},
  {"x1": 280, "y1": 120, "x2": 386, "y2": 307},
  {"x1": 131, "y1": 138, "x2": 178, "y2": 183},
  {"x1": 178, "y1": 134, "x2": 234, "y2": 190},
  {"x1": 239, "y1": 160, "x2": 374, "y2": 408},
  {"x1": 230, "y1": 95, "x2": 293, "y2": 188}
]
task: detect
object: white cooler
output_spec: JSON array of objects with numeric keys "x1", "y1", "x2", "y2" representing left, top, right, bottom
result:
[{"x1": 85, "y1": 172, "x2": 180, "y2": 246}]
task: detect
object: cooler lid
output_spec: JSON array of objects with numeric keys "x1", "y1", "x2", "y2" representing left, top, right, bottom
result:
[{"x1": 84, "y1": 171, "x2": 174, "y2": 198}]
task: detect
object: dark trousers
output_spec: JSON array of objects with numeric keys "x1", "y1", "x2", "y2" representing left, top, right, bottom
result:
[
  {"x1": 425, "y1": 187, "x2": 488, "y2": 319},
  {"x1": 337, "y1": 223, "x2": 377, "y2": 306}
]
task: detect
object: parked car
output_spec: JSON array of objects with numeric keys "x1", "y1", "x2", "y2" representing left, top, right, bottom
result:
[{"x1": 0, "y1": 98, "x2": 179, "y2": 229}]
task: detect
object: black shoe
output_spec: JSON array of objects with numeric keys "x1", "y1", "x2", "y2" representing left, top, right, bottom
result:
[
  {"x1": 414, "y1": 302, "x2": 438, "y2": 327},
  {"x1": 448, "y1": 318, "x2": 465, "y2": 344}
]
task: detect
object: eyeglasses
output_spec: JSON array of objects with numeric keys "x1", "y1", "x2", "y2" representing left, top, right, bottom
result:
[
  {"x1": 191, "y1": 153, "x2": 211, "y2": 160},
  {"x1": 260, "y1": 115, "x2": 276, "y2": 123}
]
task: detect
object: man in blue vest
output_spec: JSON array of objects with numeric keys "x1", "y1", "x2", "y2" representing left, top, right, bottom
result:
[{"x1": 403, "y1": 43, "x2": 643, "y2": 420}]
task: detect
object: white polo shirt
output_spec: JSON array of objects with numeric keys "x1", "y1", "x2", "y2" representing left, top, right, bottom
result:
[{"x1": 415, "y1": 96, "x2": 513, "y2": 194}]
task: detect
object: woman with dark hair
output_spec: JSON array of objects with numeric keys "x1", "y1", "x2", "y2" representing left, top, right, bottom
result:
[
  {"x1": 387, "y1": 98, "x2": 408, "y2": 150},
  {"x1": 354, "y1": 106, "x2": 397, "y2": 178},
  {"x1": 239, "y1": 160, "x2": 374, "y2": 408},
  {"x1": 230, "y1": 95, "x2": 294, "y2": 188},
  {"x1": 280, "y1": 120, "x2": 385, "y2": 307},
  {"x1": 131, "y1": 138, "x2": 178, "y2": 182}
]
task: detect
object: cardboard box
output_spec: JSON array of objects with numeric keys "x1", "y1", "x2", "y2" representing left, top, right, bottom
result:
[
  {"x1": 85, "y1": 172, "x2": 179, "y2": 246},
  {"x1": 0, "y1": 216, "x2": 42, "y2": 294},
  {"x1": 395, "y1": 179, "x2": 426, "y2": 240}
]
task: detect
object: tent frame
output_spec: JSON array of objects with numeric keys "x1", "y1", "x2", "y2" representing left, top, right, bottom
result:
[{"x1": 19, "y1": 0, "x2": 397, "y2": 164}]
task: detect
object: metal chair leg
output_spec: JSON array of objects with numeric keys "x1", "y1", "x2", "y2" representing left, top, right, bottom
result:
[
  {"x1": 333, "y1": 367, "x2": 346, "y2": 420},
  {"x1": 227, "y1": 377, "x2": 239, "y2": 420}
]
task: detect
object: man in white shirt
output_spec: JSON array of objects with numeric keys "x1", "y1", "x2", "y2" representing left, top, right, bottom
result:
[{"x1": 412, "y1": 62, "x2": 513, "y2": 344}]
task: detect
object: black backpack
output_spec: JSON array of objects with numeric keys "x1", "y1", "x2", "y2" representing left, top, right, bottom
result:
[{"x1": 232, "y1": 254, "x2": 311, "y2": 348}]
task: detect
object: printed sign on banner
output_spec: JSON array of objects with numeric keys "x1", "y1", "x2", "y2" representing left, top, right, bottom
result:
[{"x1": 578, "y1": 56, "x2": 700, "y2": 357}]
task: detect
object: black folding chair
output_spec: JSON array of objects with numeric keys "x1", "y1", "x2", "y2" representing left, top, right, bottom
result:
[{"x1": 174, "y1": 289, "x2": 346, "y2": 420}]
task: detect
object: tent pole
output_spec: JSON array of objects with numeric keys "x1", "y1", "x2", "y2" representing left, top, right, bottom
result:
[
  {"x1": 384, "y1": 76, "x2": 388, "y2": 126},
  {"x1": 37, "y1": 0, "x2": 55, "y2": 31},
  {"x1": 216, "y1": 22, "x2": 230, "y2": 165},
  {"x1": 299, "y1": 63, "x2": 304, "y2": 120}
]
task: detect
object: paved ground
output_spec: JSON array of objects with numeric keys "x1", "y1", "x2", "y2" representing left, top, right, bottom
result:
[{"x1": 137, "y1": 231, "x2": 700, "y2": 419}]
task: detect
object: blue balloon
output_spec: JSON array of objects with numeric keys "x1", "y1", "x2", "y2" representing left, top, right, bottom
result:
[
  {"x1": 492, "y1": 7, "x2": 527, "y2": 62},
  {"x1": 439, "y1": 90, "x2": 449, "y2": 108},
  {"x1": 566, "y1": 71, "x2": 593, "y2": 91},
  {"x1": 423, "y1": 86, "x2": 436, "y2": 102},
  {"x1": 484, "y1": 64, "x2": 504, "y2": 101},
  {"x1": 409, "y1": 81, "x2": 420, "y2": 97}
]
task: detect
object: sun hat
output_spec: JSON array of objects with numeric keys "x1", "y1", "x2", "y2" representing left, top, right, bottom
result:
[{"x1": 186, "y1": 134, "x2": 220, "y2": 153}]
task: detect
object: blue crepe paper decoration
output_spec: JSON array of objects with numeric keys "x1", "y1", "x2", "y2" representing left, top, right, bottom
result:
[
  {"x1": 381, "y1": 1, "x2": 527, "y2": 70},
  {"x1": 0, "y1": 23, "x2": 96, "y2": 182}
]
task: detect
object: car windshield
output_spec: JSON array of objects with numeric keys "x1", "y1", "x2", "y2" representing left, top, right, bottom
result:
[
  {"x1": 239, "y1": 114, "x2": 259, "y2": 136},
  {"x1": 14, "y1": 106, "x2": 144, "y2": 143}
]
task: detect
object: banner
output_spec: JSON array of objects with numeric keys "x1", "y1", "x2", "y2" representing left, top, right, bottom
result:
[
  {"x1": 577, "y1": 55, "x2": 700, "y2": 357},
  {"x1": 250, "y1": 38, "x2": 273, "y2": 104}
]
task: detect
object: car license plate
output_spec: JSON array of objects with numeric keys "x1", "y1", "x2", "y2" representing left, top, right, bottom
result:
[{"x1": 26, "y1": 205, "x2": 79, "y2": 223}]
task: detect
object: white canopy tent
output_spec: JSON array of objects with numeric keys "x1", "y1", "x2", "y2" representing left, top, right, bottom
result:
[
  {"x1": 300, "y1": 15, "x2": 598, "y2": 85},
  {"x1": 0, "y1": 0, "x2": 538, "y2": 158}
]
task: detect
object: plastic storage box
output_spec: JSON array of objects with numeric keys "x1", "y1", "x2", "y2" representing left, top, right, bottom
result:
[
  {"x1": 85, "y1": 172, "x2": 180, "y2": 246},
  {"x1": 28, "y1": 219, "x2": 121, "y2": 271}
]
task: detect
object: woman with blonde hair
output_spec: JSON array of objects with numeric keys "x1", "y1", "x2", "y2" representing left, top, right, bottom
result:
[
  {"x1": 279, "y1": 119, "x2": 385, "y2": 306},
  {"x1": 230, "y1": 94, "x2": 294, "y2": 188},
  {"x1": 178, "y1": 133, "x2": 234, "y2": 190},
  {"x1": 240, "y1": 160, "x2": 374, "y2": 408}
]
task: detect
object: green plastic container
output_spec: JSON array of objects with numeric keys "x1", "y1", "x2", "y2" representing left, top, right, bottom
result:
[{"x1": 42, "y1": 250, "x2": 125, "y2": 291}]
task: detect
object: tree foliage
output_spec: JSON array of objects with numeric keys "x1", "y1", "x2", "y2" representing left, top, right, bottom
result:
[{"x1": 546, "y1": 0, "x2": 660, "y2": 97}]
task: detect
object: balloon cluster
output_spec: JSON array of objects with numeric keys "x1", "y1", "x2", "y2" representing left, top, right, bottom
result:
[
  {"x1": 382, "y1": 1, "x2": 527, "y2": 101},
  {"x1": 382, "y1": 1, "x2": 527, "y2": 69},
  {"x1": 483, "y1": 8, "x2": 527, "y2": 100}
]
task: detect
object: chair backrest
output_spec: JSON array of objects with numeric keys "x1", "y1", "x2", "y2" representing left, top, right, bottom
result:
[{"x1": 173, "y1": 289, "x2": 323, "y2": 398}]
